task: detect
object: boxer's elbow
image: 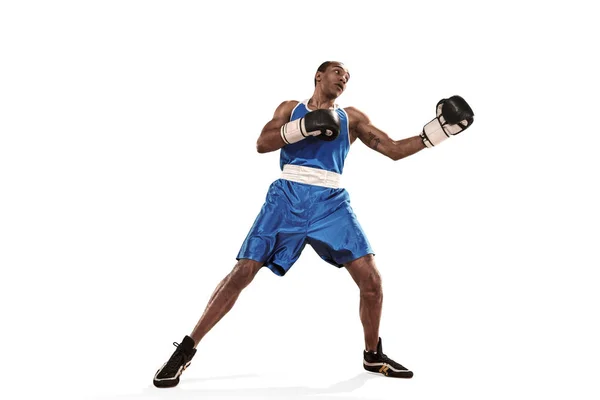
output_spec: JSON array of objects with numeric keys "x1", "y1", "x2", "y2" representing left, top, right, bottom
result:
[
  {"x1": 256, "y1": 139, "x2": 273, "y2": 154},
  {"x1": 256, "y1": 140, "x2": 268, "y2": 153},
  {"x1": 256, "y1": 136, "x2": 283, "y2": 153}
]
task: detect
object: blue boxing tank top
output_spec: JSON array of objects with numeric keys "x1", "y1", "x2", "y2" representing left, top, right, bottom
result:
[{"x1": 279, "y1": 99, "x2": 350, "y2": 174}]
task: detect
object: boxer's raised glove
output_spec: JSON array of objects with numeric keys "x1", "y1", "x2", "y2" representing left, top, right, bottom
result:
[
  {"x1": 280, "y1": 109, "x2": 340, "y2": 144},
  {"x1": 420, "y1": 95, "x2": 474, "y2": 148}
]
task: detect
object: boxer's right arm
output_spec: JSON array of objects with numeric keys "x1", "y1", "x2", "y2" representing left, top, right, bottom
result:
[{"x1": 256, "y1": 100, "x2": 298, "y2": 153}]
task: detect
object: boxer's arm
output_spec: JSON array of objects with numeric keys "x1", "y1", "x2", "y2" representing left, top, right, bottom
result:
[
  {"x1": 347, "y1": 107, "x2": 425, "y2": 161},
  {"x1": 256, "y1": 100, "x2": 299, "y2": 153}
]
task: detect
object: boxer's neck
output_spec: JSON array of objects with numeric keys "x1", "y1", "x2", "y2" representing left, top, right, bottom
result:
[{"x1": 308, "y1": 92, "x2": 337, "y2": 110}]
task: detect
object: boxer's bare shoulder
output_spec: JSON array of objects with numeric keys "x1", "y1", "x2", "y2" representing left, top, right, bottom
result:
[{"x1": 343, "y1": 106, "x2": 369, "y2": 144}]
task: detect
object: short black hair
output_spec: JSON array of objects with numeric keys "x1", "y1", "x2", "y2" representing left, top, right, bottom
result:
[{"x1": 314, "y1": 61, "x2": 344, "y2": 86}]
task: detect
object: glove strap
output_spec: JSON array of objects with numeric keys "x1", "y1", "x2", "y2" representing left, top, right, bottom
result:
[
  {"x1": 421, "y1": 116, "x2": 450, "y2": 147},
  {"x1": 280, "y1": 118, "x2": 308, "y2": 144}
]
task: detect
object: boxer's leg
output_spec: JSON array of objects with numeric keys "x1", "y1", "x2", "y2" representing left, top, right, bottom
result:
[
  {"x1": 153, "y1": 259, "x2": 263, "y2": 388},
  {"x1": 346, "y1": 255, "x2": 413, "y2": 378},
  {"x1": 345, "y1": 254, "x2": 382, "y2": 352}
]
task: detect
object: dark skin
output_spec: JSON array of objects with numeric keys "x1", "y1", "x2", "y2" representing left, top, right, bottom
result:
[{"x1": 191, "y1": 62, "x2": 425, "y2": 352}]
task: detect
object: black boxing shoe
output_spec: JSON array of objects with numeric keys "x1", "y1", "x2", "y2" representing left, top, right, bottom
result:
[
  {"x1": 363, "y1": 337, "x2": 413, "y2": 378},
  {"x1": 153, "y1": 335, "x2": 196, "y2": 388}
]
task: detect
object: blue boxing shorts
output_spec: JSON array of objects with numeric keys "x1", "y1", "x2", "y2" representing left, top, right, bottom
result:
[{"x1": 236, "y1": 167, "x2": 374, "y2": 276}]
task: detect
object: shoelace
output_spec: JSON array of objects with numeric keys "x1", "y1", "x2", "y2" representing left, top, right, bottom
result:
[
  {"x1": 380, "y1": 352, "x2": 406, "y2": 369},
  {"x1": 160, "y1": 342, "x2": 185, "y2": 376}
]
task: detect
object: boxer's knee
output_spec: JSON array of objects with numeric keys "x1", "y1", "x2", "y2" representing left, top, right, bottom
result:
[
  {"x1": 228, "y1": 259, "x2": 262, "y2": 290},
  {"x1": 361, "y1": 267, "x2": 382, "y2": 299},
  {"x1": 347, "y1": 255, "x2": 383, "y2": 298}
]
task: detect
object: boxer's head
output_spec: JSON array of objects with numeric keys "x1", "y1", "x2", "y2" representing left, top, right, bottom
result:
[{"x1": 314, "y1": 61, "x2": 350, "y2": 96}]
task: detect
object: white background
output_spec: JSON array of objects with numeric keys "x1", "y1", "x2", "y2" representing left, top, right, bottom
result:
[{"x1": 1, "y1": 1, "x2": 599, "y2": 399}]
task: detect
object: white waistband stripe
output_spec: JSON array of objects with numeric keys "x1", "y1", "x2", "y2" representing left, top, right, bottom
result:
[{"x1": 280, "y1": 164, "x2": 342, "y2": 189}]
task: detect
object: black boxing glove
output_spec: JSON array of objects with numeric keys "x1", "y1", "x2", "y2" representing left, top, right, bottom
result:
[
  {"x1": 280, "y1": 109, "x2": 341, "y2": 144},
  {"x1": 420, "y1": 95, "x2": 474, "y2": 148},
  {"x1": 307, "y1": 109, "x2": 340, "y2": 142}
]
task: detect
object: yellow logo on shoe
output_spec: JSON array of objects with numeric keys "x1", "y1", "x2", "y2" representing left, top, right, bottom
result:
[{"x1": 379, "y1": 365, "x2": 389, "y2": 376}]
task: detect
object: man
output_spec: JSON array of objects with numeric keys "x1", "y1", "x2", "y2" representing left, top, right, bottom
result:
[{"x1": 153, "y1": 61, "x2": 474, "y2": 388}]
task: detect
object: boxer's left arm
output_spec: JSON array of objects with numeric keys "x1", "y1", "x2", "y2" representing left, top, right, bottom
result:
[{"x1": 346, "y1": 107, "x2": 425, "y2": 161}]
